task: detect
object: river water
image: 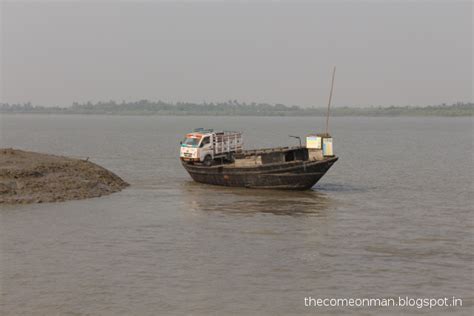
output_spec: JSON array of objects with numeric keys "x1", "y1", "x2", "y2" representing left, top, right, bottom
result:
[{"x1": 0, "y1": 115, "x2": 472, "y2": 315}]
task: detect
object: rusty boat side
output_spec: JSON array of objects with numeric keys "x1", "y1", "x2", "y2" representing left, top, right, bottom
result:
[{"x1": 181, "y1": 155, "x2": 338, "y2": 190}]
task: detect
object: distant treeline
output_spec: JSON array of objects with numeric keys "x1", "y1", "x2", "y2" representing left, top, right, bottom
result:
[{"x1": 1, "y1": 101, "x2": 473, "y2": 117}]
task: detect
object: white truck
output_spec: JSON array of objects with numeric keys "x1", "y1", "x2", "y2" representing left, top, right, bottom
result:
[{"x1": 180, "y1": 129, "x2": 243, "y2": 165}]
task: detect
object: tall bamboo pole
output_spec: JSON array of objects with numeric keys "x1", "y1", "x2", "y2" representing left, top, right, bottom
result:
[{"x1": 325, "y1": 66, "x2": 336, "y2": 135}]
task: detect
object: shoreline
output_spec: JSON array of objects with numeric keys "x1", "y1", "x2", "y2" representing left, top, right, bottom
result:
[
  {"x1": 0, "y1": 149, "x2": 129, "y2": 204},
  {"x1": 1, "y1": 112, "x2": 472, "y2": 118}
]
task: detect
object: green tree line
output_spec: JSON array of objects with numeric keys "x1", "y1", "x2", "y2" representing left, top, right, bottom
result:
[{"x1": 1, "y1": 101, "x2": 472, "y2": 116}]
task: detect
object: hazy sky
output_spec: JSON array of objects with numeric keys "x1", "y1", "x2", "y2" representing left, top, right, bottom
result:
[{"x1": 0, "y1": 0, "x2": 472, "y2": 107}]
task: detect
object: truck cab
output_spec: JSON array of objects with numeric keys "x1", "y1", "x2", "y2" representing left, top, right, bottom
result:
[{"x1": 180, "y1": 131, "x2": 213, "y2": 164}]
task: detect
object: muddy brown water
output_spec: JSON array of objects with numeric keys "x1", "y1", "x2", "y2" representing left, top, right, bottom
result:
[{"x1": 0, "y1": 115, "x2": 472, "y2": 315}]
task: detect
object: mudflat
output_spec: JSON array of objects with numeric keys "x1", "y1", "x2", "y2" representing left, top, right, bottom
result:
[{"x1": 0, "y1": 148, "x2": 129, "y2": 204}]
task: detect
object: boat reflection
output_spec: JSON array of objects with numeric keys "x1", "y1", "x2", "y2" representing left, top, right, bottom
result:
[{"x1": 181, "y1": 181, "x2": 333, "y2": 216}]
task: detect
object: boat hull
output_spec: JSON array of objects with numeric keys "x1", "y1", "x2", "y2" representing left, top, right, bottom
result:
[{"x1": 181, "y1": 157, "x2": 338, "y2": 190}]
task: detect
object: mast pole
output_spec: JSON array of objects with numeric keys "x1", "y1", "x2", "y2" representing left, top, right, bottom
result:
[{"x1": 325, "y1": 66, "x2": 336, "y2": 135}]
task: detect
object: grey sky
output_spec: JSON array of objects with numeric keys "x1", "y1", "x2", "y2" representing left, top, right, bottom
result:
[{"x1": 0, "y1": 0, "x2": 472, "y2": 107}]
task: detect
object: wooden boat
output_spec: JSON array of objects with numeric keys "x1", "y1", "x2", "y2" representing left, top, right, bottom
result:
[
  {"x1": 181, "y1": 146, "x2": 338, "y2": 190},
  {"x1": 181, "y1": 66, "x2": 339, "y2": 190}
]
